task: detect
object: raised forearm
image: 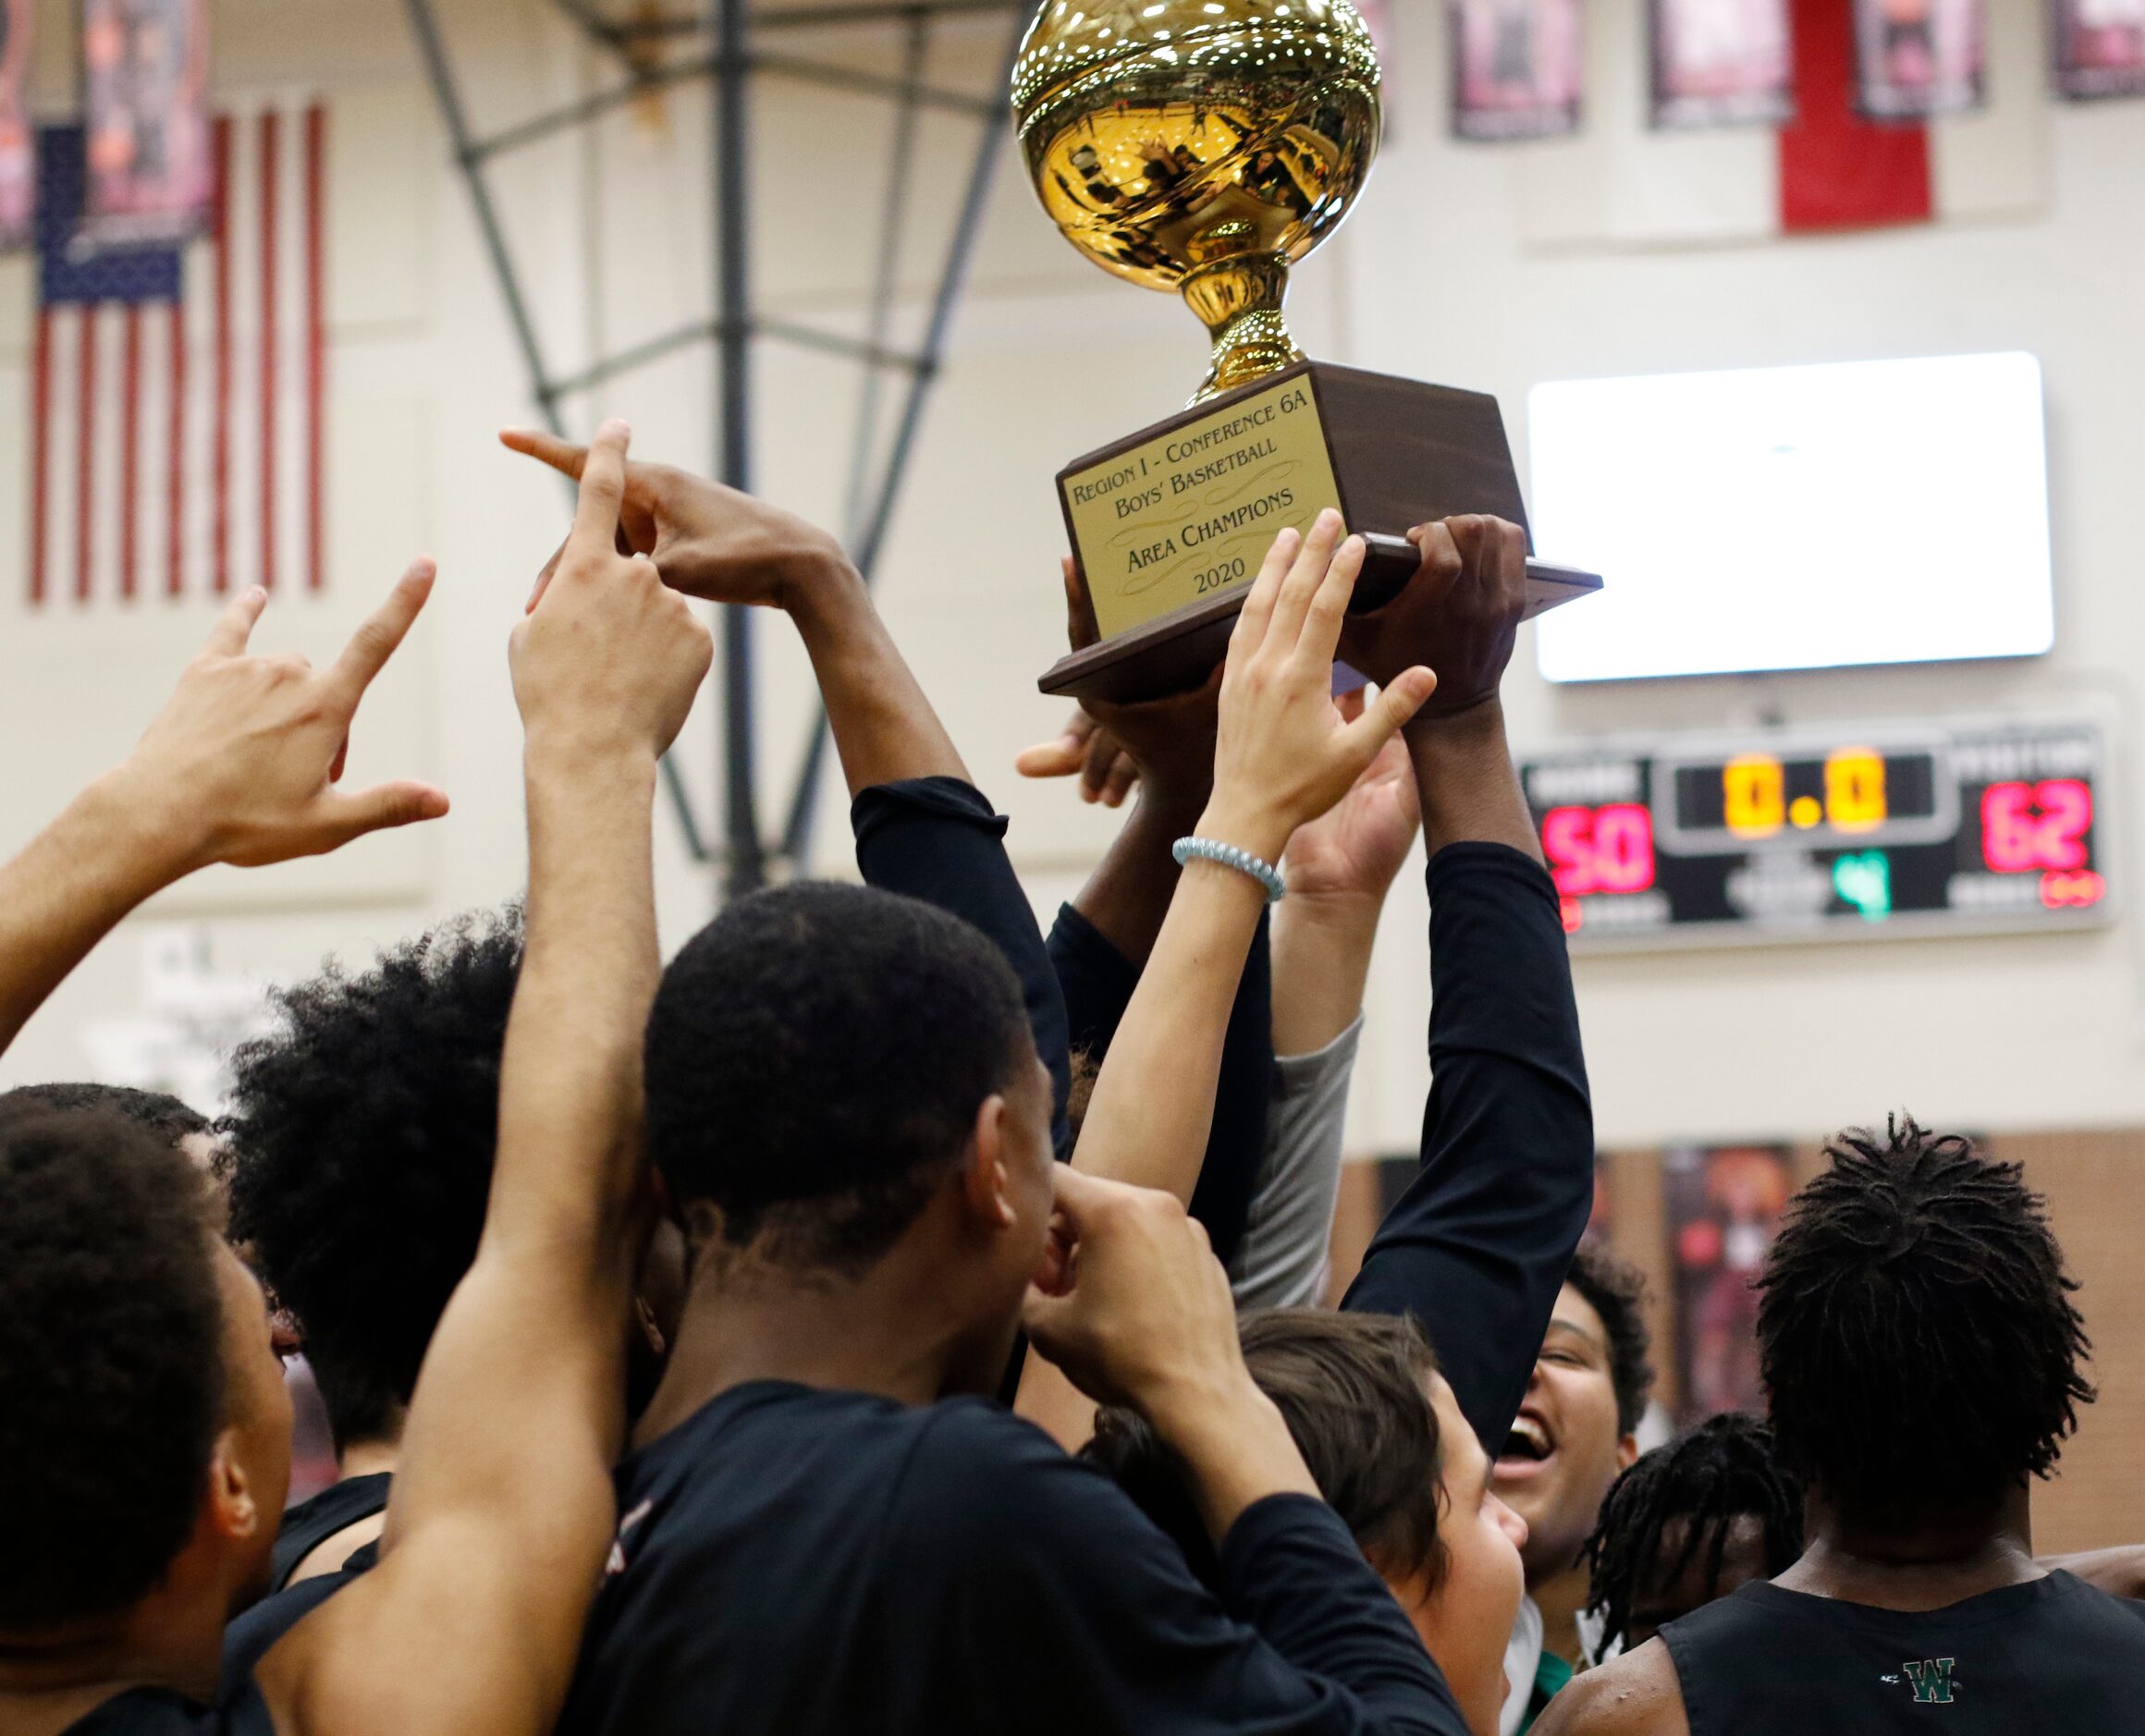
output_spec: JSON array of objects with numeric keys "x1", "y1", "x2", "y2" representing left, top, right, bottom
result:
[
  {"x1": 1269, "y1": 892, "x2": 1379, "y2": 1057},
  {"x1": 1404, "y1": 699, "x2": 1539, "y2": 862},
  {"x1": 0, "y1": 772, "x2": 193, "y2": 1059},
  {"x1": 493, "y1": 740, "x2": 662, "y2": 1258},
  {"x1": 789, "y1": 561, "x2": 969, "y2": 794},
  {"x1": 1071, "y1": 859, "x2": 1267, "y2": 1203}
]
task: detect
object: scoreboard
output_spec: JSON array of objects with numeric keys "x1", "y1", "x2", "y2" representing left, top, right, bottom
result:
[{"x1": 1520, "y1": 719, "x2": 2112, "y2": 949}]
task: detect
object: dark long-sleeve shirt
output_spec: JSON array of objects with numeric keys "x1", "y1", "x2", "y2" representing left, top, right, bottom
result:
[
  {"x1": 1048, "y1": 901, "x2": 1275, "y2": 1267},
  {"x1": 558, "y1": 1383, "x2": 1465, "y2": 1736},
  {"x1": 1343, "y1": 842, "x2": 1595, "y2": 1453}
]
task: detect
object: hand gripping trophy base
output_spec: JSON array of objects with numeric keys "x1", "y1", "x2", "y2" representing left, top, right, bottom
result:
[{"x1": 1183, "y1": 254, "x2": 1303, "y2": 404}]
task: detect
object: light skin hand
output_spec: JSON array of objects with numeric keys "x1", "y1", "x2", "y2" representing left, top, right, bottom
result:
[
  {"x1": 0, "y1": 567, "x2": 448, "y2": 1062},
  {"x1": 1022, "y1": 1166, "x2": 1318, "y2": 1541},
  {"x1": 1198, "y1": 510, "x2": 1438, "y2": 866},
  {"x1": 501, "y1": 426, "x2": 852, "y2": 614},
  {"x1": 116, "y1": 567, "x2": 450, "y2": 871}
]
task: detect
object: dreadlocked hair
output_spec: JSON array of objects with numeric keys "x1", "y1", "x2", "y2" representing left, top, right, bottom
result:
[
  {"x1": 1583, "y1": 1412, "x2": 1804, "y2": 1656},
  {"x1": 1756, "y1": 1114, "x2": 2093, "y2": 1527}
]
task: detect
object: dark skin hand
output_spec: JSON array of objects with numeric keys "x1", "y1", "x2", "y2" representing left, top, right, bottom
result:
[
  {"x1": 1339, "y1": 514, "x2": 1529, "y2": 715},
  {"x1": 1016, "y1": 557, "x2": 1225, "y2": 965}
]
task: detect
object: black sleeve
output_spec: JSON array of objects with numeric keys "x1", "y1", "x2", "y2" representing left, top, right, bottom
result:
[
  {"x1": 911, "y1": 1404, "x2": 1467, "y2": 1736},
  {"x1": 1046, "y1": 901, "x2": 1276, "y2": 1266},
  {"x1": 853, "y1": 777, "x2": 1072, "y2": 1158},
  {"x1": 1342, "y1": 842, "x2": 1594, "y2": 1453}
]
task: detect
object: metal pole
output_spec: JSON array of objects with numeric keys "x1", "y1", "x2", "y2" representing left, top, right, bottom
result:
[
  {"x1": 715, "y1": 0, "x2": 766, "y2": 897},
  {"x1": 403, "y1": 0, "x2": 565, "y2": 434},
  {"x1": 778, "y1": 12, "x2": 1022, "y2": 865}
]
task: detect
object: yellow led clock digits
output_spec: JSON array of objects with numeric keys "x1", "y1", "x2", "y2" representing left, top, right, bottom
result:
[{"x1": 1722, "y1": 748, "x2": 1889, "y2": 840}]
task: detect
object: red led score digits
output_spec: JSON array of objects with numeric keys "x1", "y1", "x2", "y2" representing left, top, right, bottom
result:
[
  {"x1": 1980, "y1": 779, "x2": 2102, "y2": 911},
  {"x1": 1543, "y1": 803, "x2": 1657, "y2": 898}
]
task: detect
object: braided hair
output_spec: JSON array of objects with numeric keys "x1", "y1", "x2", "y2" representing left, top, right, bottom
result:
[
  {"x1": 1583, "y1": 1412, "x2": 1804, "y2": 1656},
  {"x1": 1756, "y1": 1114, "x2": 2093, "y2": 1526}
]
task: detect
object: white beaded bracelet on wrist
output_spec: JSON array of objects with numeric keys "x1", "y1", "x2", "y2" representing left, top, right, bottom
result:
[{"x1": 1171, "y1": 836, "x2": 1287, "y2": 903}]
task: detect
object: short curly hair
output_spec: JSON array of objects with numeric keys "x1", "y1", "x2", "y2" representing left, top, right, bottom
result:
[
  {"x1": 223, "y1": 907, "x2": 522, "y2": 1453},
  {"x1": 0, "y1": 1106, "x2": 226, "y2": 1629},
  {"x1": 0, "y1": 1082, "x2": 210, "y2": 1149},
  {"x1": 1565, "y1": 1245, "x2": 1655, "y2": 1436},
  {"x1": 646, "y1": 883, "x2": 1030, "y2": 1275},
  {"x1": 1758, "y1": 1115, "x2": 2092, "y2": 1524}
]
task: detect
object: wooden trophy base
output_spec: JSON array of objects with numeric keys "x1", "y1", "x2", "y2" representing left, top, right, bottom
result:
[{"x1": 1040, "y1": 360, "x2": 1600, "y2": 706}]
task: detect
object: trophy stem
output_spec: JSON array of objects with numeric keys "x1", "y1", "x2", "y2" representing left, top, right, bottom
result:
[{"x1": 1181, "y1": 254, "x2": 1304, "y2": 404}]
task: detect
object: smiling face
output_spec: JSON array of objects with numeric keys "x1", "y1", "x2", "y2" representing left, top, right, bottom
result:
[{"x1": 1493, "y1": 1284, "x2": 1638, "y2": 1586}]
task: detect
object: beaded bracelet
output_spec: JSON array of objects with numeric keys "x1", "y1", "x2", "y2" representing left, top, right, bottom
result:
[{"x1": 1171, "y1": 836, "x2": 1287, "y2": 904}]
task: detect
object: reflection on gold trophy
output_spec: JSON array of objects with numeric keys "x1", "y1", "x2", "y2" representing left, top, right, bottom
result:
[
  {"x1": 1012, "y1": 0, "x2": 1379, "y2": 402},
  {"x1": 1012, "y1": 0, "x2": 1598, "y2": 705}
]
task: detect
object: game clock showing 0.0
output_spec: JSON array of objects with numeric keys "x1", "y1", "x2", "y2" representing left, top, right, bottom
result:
[{"x1": 1519, "y1": 720, "x2": 2110, "y2": 950}]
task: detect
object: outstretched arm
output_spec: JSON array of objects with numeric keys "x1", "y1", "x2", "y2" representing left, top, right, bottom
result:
[
  {"x1": 1023, "y1": 561, "x2": 1275, "y2": 1257},
  {"x1": 501, "y1": 428, "x2": 1072, "y2": 1146},
  {"x1": 1338, "y1": 518, "x2": 1594, "y2": 1454},
  {"x1": 0, "y1": 571, "x2": 447, "y2": 1062},
  {"x1": 1017, "y1": 512, "x2": 1437, "y2": 1446},
  {"x1": 261, "y1": 423, "x2": 713, "y2": 1735}
]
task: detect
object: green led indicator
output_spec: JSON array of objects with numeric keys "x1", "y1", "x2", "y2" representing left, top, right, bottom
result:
[{"x1": 1832, "y1": 850, "x2": 1892, "y2": 922}]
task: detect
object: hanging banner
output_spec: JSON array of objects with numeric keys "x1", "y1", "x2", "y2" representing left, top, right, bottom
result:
[
  {"x1": 2054, "y1": 0, "x2": 2145, "y2": 99},
  {"x1": 1853, "y1": 0, "x2": 1986, "y2": 118},
  {"x1": 0, "y1": 0, "x2": 31, "y2": 249},
  {"x1": 1664, "y1": 1144, "x2": 1795, "y2": 1422},
  {"x1": 1649, "y1": 0, "x2": 1796, "y2": 128},
  {"x1": 1450, "y1": 0, "x2": 1584, "y2": 141},
  {"x1": 82, "y1": 0, "x2": 213, "y2": 246}
]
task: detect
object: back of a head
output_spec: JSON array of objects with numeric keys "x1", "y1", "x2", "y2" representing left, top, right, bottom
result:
[
  {"x1": 1757, "y1": 1115, "x2": 2093, "y2": 1527},
  {"x1": 1584, "y1": 1412, "x2": 1805, "y2": 1654},
  {"x1": 1564, "y1": 1245, "x2": 1656, "y2": 1436},
  {"x1": 223, "y1": 907, "x2": 523, "y2": 1453},
  {"x1": 0, "y1": 1106, "x2": 226, "y2": 1632},
  {"x1": 645, "y1": 881, "x2": 1029, "y2": 1274},
  {"x1": 1088, "y1": 1310, "x2": 1446, "y2": 1589},
  {"x1": 0, "y1": 1082, "x2": 211, "y2": 1153}
]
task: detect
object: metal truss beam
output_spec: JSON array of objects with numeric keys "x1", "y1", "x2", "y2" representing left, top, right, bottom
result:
[{"x1": 406, "y1": 0, "x2": 1029, "y2": 895}]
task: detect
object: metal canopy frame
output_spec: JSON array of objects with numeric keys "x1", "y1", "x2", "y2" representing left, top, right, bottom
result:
[{"x1": 401, "y1": 0, "x2": 1029, "y2": 895}]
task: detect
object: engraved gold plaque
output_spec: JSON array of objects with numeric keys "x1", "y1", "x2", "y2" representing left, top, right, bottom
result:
[{"x1": 1065, "y1": 374, "x2": 1340, "y2": 639}]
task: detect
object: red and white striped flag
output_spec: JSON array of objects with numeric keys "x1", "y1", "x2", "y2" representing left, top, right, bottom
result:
[{"x1": 30, "y1": 98, "x2": 327, "y2": 606}]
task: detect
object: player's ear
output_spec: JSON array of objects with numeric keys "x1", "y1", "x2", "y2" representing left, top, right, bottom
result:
[{"x1": 958, "y1": 1094, "x2": 1017, "y2": 1231}]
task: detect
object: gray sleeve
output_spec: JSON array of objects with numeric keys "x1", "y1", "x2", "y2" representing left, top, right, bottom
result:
[{"x1": 1227, "y1": 1013, "x2": 1363, "y2": 1312}]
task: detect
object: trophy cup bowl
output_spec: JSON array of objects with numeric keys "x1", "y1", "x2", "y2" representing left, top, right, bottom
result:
[
  {"x1": 1011, "y1": 0, "x2": 1381, "y2": 401},
  {"x1": 1013, "y1": 0, "x2": 1600, "y2": 705}
]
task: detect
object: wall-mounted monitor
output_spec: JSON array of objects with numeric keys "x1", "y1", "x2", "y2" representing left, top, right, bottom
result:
[{"x1": 1528, "y1": 352, "x2": 2053, "y2": 684}]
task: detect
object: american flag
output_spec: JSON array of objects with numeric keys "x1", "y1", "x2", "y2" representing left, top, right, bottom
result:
[{"x1": 29, "y1": 101, "x2": 326, "y2": 606}]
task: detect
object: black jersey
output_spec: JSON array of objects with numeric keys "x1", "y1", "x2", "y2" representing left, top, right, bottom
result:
[
  {"x1": 558, "y1": 1380, "x2": 1463, "y2": 1736},
  {"x1": 1661, "y1": 1571, "x2": 2145, "y2": 1733},
  {"x1": 58, "y1": 1681, "x2": 275, "y2": 1735},
  {"x1": 265, "y1": 1472, "x2": 390, "y2": 1593}
]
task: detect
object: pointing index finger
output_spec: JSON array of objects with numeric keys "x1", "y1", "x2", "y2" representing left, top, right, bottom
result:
[
  {"x1": 498, "y1": 427, "x2": 591, "y2": 482},
  {"x1": 567, "y1": 420, "x2": 631, "y2": 561}
]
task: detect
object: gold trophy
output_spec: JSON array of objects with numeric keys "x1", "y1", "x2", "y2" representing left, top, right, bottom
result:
[{"x1": 1012, "y1": 0, "x2": 1599, "y2": 703}]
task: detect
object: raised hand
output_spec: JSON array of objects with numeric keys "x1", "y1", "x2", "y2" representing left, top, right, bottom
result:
[
  {"x1": 1197, "y1": 510, "x2": 1437, "y2": 867},
  {"x1": 116, "y1": 563, "x2": 449, "y2": 870},
  {"x1": 1337, "y1": 512, "x2": 1527, "y2": 712},
  {"x1": 501, "y1": 426, "x2": 850, "y2": 614},
  {"x1": 509, "y1": 421, "x2": 715, "y2": 763},
  {"x1": 1281, "y1": 687, "x2": 1422, "y2": 904},
  {"x1": 1023, "y1": 1165, "x2": 1250, "y2": 1419}
]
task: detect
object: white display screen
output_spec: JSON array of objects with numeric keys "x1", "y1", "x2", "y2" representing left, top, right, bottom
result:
[{"x1": 1529, "y1": 353, "x2": 2054, "y2": 683}]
